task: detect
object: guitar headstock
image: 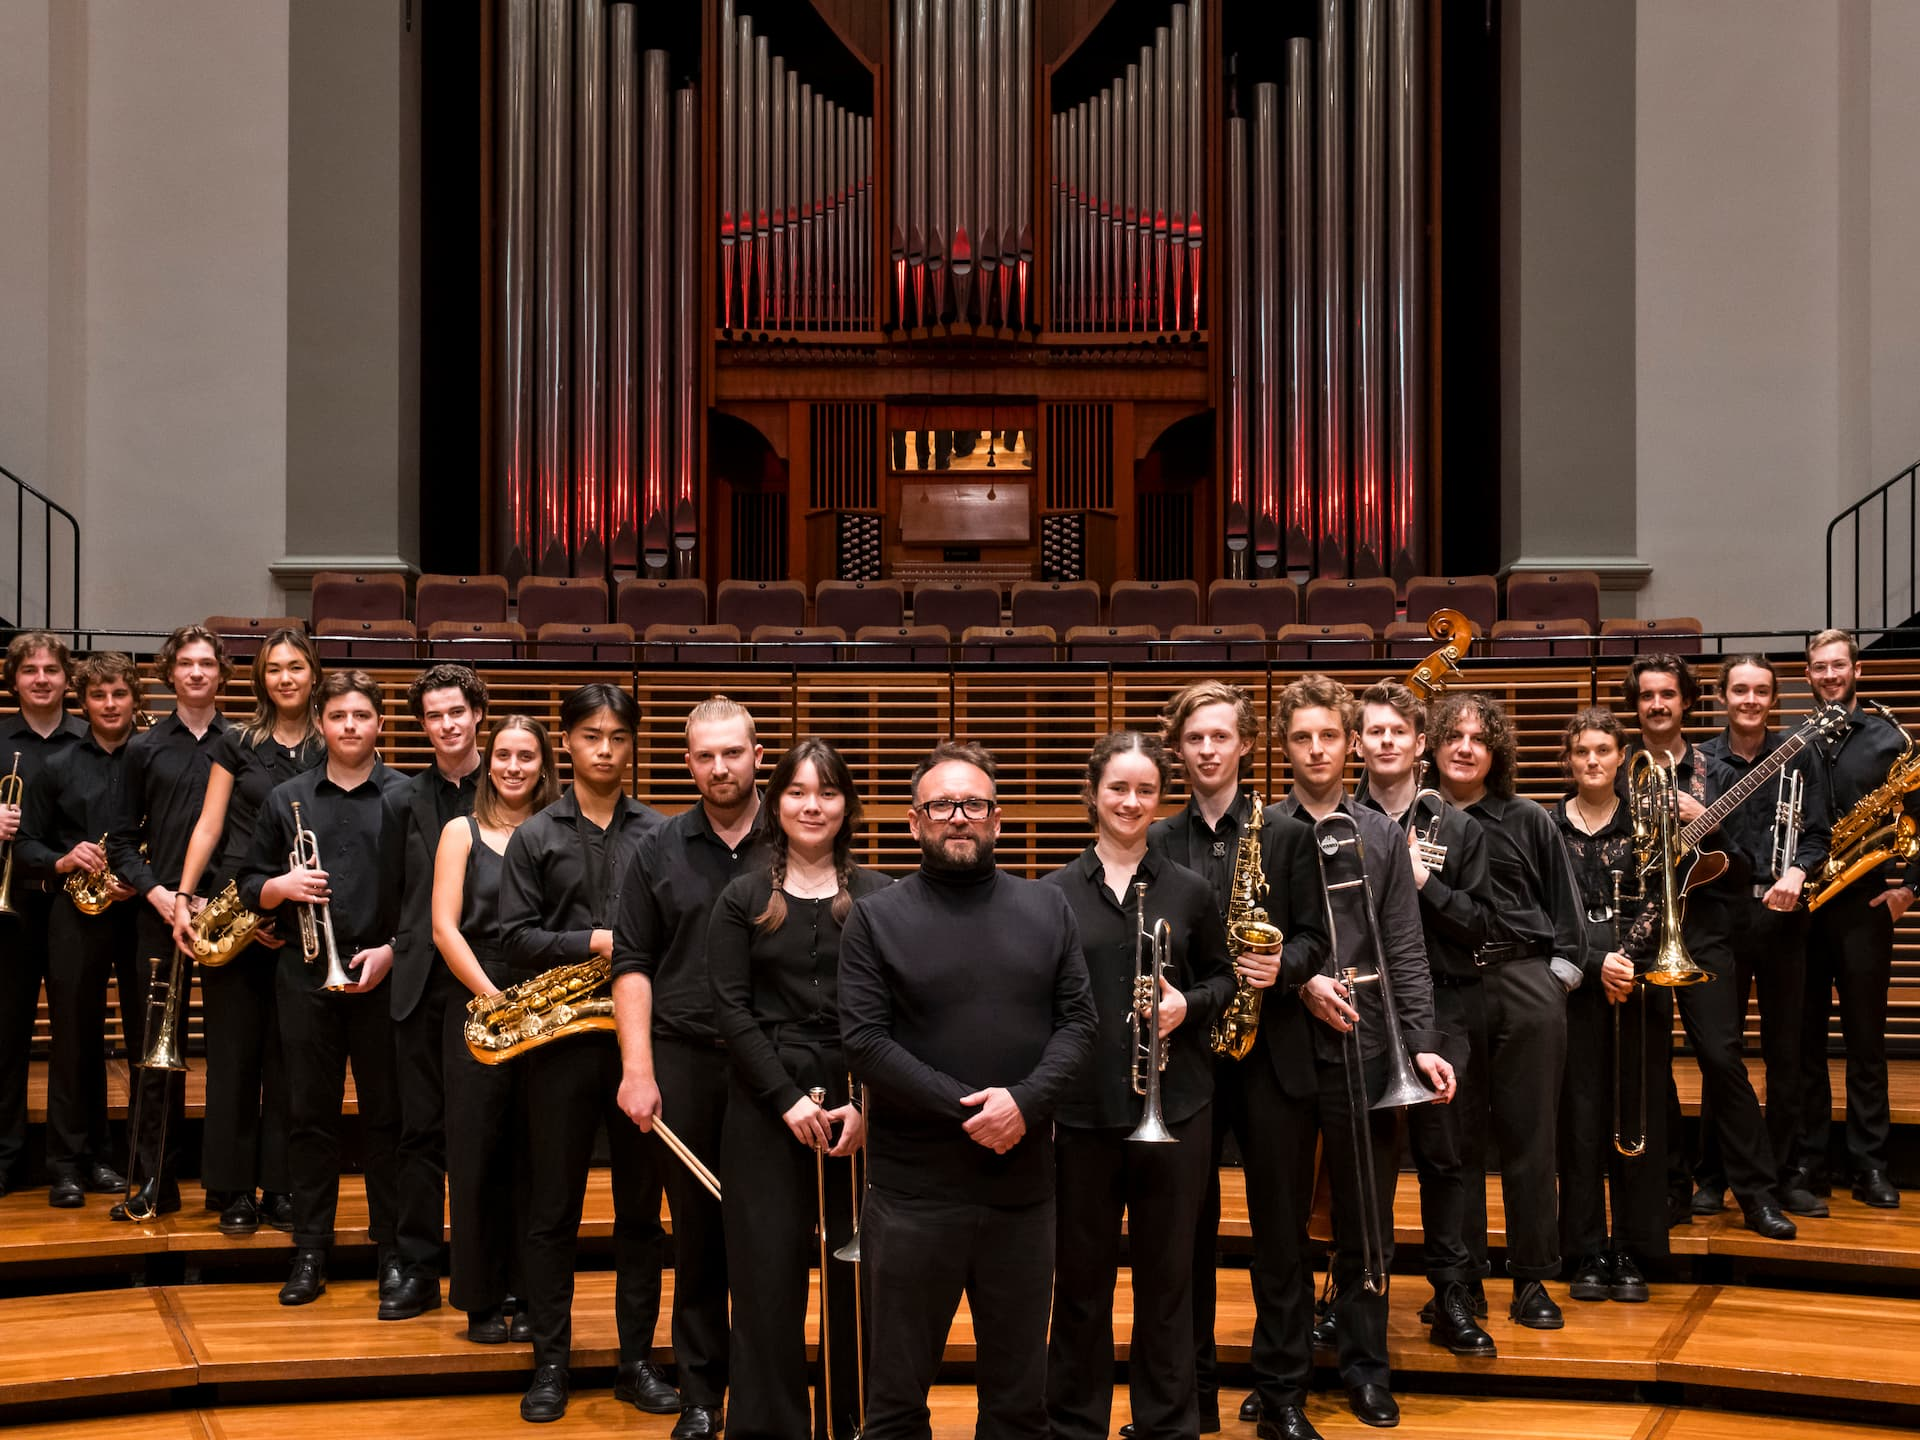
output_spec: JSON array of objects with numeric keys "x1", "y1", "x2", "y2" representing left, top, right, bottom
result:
[{"x1": 1807, "y1": 703, "x2": 1850, "y2": 741}]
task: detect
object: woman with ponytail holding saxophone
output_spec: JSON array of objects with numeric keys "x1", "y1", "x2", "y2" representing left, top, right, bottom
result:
[
  {"x1": 1043, "y1": 731, "x2": 1234, "y2": 1440},
  {"x1": 709, "y1": 738, "x2": 888, "y2": 1440}
]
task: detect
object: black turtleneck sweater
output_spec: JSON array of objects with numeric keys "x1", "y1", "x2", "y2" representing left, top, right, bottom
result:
[{"x1": 839, "y1": 860, "x2": 1098, "y2": 1206}]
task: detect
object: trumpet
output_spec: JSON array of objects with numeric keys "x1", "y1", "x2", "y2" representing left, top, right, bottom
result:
[
  {"x1": 1404, "y1": 760, "x2": 1449, "y2": 872},
  {"x1": 1771, "y1": 767, "x2": 1804, "y2": 883},
  {"x1": 289, "y1": 800, "x2": 352, "y2": 991},
  {"x1": 1609, "y1": 870, "x2": 1647, "y2": 1158},
  {"x1": 121, "y1": 951, "x2": 190, "y2": 1221},
  {"x1": 0, "y1": 751, "x2": 20, "y2": 915},
  {"x1": 1128, "y1": 880, "x2": 1176, "y2": 1146}
]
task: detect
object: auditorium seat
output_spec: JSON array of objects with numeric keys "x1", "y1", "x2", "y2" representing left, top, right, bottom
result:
[
  {"x1": 751, "y1": 624, "x2": 845, "y2": 663},
  {"x1": 424, "y1": 620, "x2": 526, "y2": 660},
  {"x1": 1275, "y1": 622, "x2": 1374, "y2": 662},
  {"x1": 715, "y1": 578, "x2": 807, "y2": 633},
  {"x1": 1168, "y1": 623, "x2": 1267, "y2": 662},
  {"x1": 534, "y1": 621, "x2": 633, "y2": 662},
  {"x1": 415, "y1": 574, "x2": 510, "y2": 629},
  {"x1": 1207, "y1": 578, "x2": 1299, "y2": 633},
  {"x1": 309, "y1": 571, "x2": 408, "y2": 624},
  {"x1": 1489, "y1": 618, "x2": 1594, "y2": 657},
  {"x1": 912, "y1": 582, "x2": 1002, "y2": 636},
  {"x1": 1404, "y1": 574, "x2": 1498, "y2": 635},
  {"x1": 814, "y1": 579, "x2": 905, "y2": 633},
  {"x1": 1108, "y1": 579, "x2": 1201, "y2": 632},
  {"x1": 1010, "y1": 579, "x2": 1101, "y2": 635},
  {"x1": 1599, "y1": 617, "x2": 1705, "y2": 656},
  {"x1": 853, "y1": 624, "x2": 950, "y2": 662},
  {"x1": 1303, "y1": 576, "x2": 1398, "y2": 632},
  {"x1": 516, "y1": 575, "x2": 609, "y2": 630},
  {"x1": 960, "y1": 624, "x2": 1057, "y2": 662},
  {"x1": 641, "y1": 622, "x2": 742, "y2": 663},
  {"x1": 205, "y1": 615, "x2": 304, "y2": 660},
  {"x1": 313, "y1": 619, "x2": 418, "y2": 662},
  {"x1": 1505, "y1": 569, "x2": 1601, "y2": 629},
  {"x1": 1066, "y1": 624, "x2": 1158, "y2": 663},
  {"x1": 616, "y1": 577, "x2": 708, "y2": 631},
  {"x1": 1383, "y1": 619, "x2": 1445, "y2": 660}
]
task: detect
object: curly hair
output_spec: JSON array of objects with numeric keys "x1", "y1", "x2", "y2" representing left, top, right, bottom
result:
[
  {"x1": 1428, "y1": 691, "x2": 1518, "y2": 799},
  {"x1": 407, "y1": 663, "x2": 489, "y2": 723},
  {"x1": 755, "y1": 738, "x2": 864, "y2": 934}
]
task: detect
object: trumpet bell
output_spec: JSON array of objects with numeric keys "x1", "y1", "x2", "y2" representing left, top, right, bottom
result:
[
  {"x1": 832, "y1": 1233, "x2": 861, "y2": 1262},
  {"x1": 1126, "y1": 1108, "x2": 1177, "y2": 1144},
  {"x1": 1372, "y1": 1056, "x2": 1437, "y2": 1111}
]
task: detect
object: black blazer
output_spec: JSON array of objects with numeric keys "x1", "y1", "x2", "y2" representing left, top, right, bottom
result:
[{"x1": 387, "y1": 767, "x2": 474, "y2": 1021}]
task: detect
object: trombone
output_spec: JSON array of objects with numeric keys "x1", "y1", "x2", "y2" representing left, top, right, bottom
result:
[
  {"x1": 121, "y1": 951, "x2": 190, "y2": 1220},
  {"x1": 808, "y1": 1083, "x2": 864, "y2": 1440},
  {"x1": 1609, "y1": 870, "x2": 1648, "y2": 1158},
  {"x1": 1626, "y1": 752, "x2": 1713, "y2": 990},
  {"x1": 289, "y1": 800, "x2": 353, "y2": 991},
  {"x1": 1128, "y1": 881, "x2": 1175, "y2": 1145},
  {"x1": 829, "y1": 1076, "x2": 868, "y2": 1438},
  {"x1": 0, "y1": 751, "x2": 21, "y2": 915}
]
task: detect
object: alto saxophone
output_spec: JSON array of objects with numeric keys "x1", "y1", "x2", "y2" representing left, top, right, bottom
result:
[
  {"x1": 1805, "y1": 701, "x2": 1920, "y2": 912},
  {"x1": 190, "y1": 879, "x2": 266, "y2": 967},
  {"x1": 1211, "y1": 792, "x2": 1285, "y2": 1060},
  {"x1": 65, "y1": 833, "x2": 122, "y2": 915},
  {"x1": 465, "y1": 954, "x2": 616, "y2": 1063}
]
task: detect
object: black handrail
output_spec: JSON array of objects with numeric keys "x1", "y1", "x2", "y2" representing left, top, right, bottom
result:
[
  {"x1": 1827, "y1": 457, "x2": 1920, "y2": 632},
  {"x1": 0, "y1": 461, "x2": 81, "y2": 633}
]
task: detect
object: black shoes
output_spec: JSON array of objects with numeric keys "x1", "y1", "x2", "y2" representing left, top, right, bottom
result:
[
  {"x1": 109, "y1": 1182, "x2": 181, "y2": 1222},
  {"x1": 1744, "y1": 1202, "x2": 1798, "y2": 1240},
  {"x1": 520, "y1": 1364, "x2": 570, "y2": 1423},
  {"x1": 48, "y1": 1175, "x2": 86, "y2": 1209},
  {"x1": 377, "y1": 1252, "x2": 406, "y2": 1302},
  {"x1": 1781, "y1": 1169, "x2": 1829, "y2": 1217},
  {"x1": 1510, "y1": 1280, "x2": 1565, "y2": 1330},
  {"x1": 1310, "y1": 1309, "x2": 1338, "y2": 1350},
  {"x1": 1608, "y1": 1252, "x2": 1649, "y2": 1303},
  {"x1": 85, "y1": 1161, "x2": 127, "y2": 1194},
  {"x1": 466, "y1": 1307, "x2": 508, "y2": 1344},
  {"x1": 1347, "y1": 1384, "x2": 1399, "y2": 1428},
  {"x1": 1567, "y1": 1253, "x2": 1611, "y2": 1302},
  {"x1": 1690, "y1": 1184, "x2": 1727, "y2": 1215},
  {"x1": 219, "y1": 1193, "x2": 261, "y2": 1236},
  {"x1": 278, "y1": 1248, "x2": 328, "y2": 1306},
  {"x1": 511, "y1": 1309, "x2": 532, "y2": 1343},
  {"x1": 1419, "y1": 1279, "x2": 1487, "y2": 1323},
  {"x1": 1427, "y1": 1282, "x2": 1497, "y2": 1356},
  {"x1": 1853, "y1": 1170, "x2": 1901, "y2": 1209},
  {"x1": 378, "y1": 1273, "x2": 442, "y2": 1321},
  {"x1": 1255, "y1": 1405, "x2": 1324, "y2": 1440},
  {"x1": 615, "y1": 1360, "x2": 683, "y2": 1414},
  {"x1": 670, "y1": 1404, "x2": 724, "y2": 1439},
  {"x1": 1239, "y1": 1393, "x2": 1264, "y2": 1423},
  {"x1": 260, "y1": 1191, "x2": 295, "y2": 1232}
]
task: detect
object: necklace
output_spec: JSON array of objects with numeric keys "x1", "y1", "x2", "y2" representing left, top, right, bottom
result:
[
  {"x1": 785, "y1": 855, "x2": 839, "y2": 899},
  {"x1": 1572, "y1": 793, "x2": 1618, "y2": 834}
]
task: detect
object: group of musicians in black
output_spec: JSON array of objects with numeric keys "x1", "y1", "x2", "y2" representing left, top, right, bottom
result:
[{"x1": 0, "y1": 624, "x2": 1908, "y2": 1440}]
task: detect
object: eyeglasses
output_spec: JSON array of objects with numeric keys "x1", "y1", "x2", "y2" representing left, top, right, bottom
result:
[{"x1": 916, "y1": 797, "x2": 996, "y2": 822}]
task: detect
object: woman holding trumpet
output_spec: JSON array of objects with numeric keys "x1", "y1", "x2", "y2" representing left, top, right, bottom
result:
[
  {"x1": 1042, "y1": 731, "x2": 1234, "y2": 1440},
  {"x1": 1550, "y1": 708, "x2": 1668, "y2": 1303},
  {"x1": 708, "y1": 738, "x2": 887, "y2": 1440}
]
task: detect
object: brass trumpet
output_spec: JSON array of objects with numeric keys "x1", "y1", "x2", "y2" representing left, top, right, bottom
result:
[
  {"x1": 1129, "y1": 880, "x2": 1176, "y2": 1145},
  {"x1": 289, "y1": 800, "x2": 352, "y2": 991}
]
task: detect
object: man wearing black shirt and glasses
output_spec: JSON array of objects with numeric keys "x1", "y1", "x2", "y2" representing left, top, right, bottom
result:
[
  {"x1": 840, "y1": 741, "x2": 1097, "y2": 1440},
  {"x1": 240, "y1": 670, "x2": 410, "y2": 1306},
  {"x1": 502, "y1": 684, "x2": 670, "y2": 1424},
  {"x1": 614, "y1": 695, "x2": 767, "y2": 1440}
]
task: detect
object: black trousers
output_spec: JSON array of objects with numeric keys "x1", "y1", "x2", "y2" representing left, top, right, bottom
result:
[
  {"x1": 1672, "y1": 903, "x2": 1779, "y2": 1212},
  {"x1": 1243, "y1": 1051, "x2": 1398, "y2": 1412},
  {"x1": 1047, "y1": 1110, "x2": 1210, "y2": 1440},
  {"x1": 394, "y1": 966, "x2": 464, "y2": 1279},
  {"x1": 1796, "y1": 891, "x2": 1895, "y2": 1177},
  {"x1": 275, "y1": 957, "x2": 401, "y2": 1250},
  {"x1": 863, "y1": 1184, "x2": 1053, "y2": 1440},
  {"x1": 0, "y1": 890, "x2": 54, "y2": 1183},
  {"x1": 1696, "y1": 900, "x2": 1805, "y2": 1192},
  {"x1": 1457, "y1": 958, "x2": 1565, "y2": 1280},
  {"x1": 441, "y1": 988, "x2": 528, "y2": 1314},
  {"x1": 199, "y1": 940, "x2": 290, "y2": 1195},
  {"x1": 720, "y1": 1069, "x2": 861, "y2": 1440},
  {"x1": 1405, "y1": 979, "x2": 1479, "y2": 1289},
  {"x1": 521, "y1": 1032, "x2": 665, "y2": 1370},
  {"x1": 1189, "y1": 1056, "x2": 1247, "y2": 1406},
  {"x1": 1558, "y1": 978, "x2": 1673, "y2": 1260},
  {"x1": 656, "y1": 1033, "x2": 732, "y2": 1406},
  {"x1": 127, "y1": 908, "x2": 188, "y2": 1191},
  {"x1": 43, "y1": 899, "x2": 140, "y2": 1176}
]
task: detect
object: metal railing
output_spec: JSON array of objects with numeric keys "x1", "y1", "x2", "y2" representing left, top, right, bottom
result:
[
  {"x1": 0, "y1": 462, "x2": 80, "y2": 633},
  {"x1": 1828, "y1": 456, "x2": 1919, "y2": 635}
]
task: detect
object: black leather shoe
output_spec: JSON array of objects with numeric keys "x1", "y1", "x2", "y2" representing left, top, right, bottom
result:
[
  {"x1": 48, "y1": 1175, "x2": 85, "y2": 1209},
  {"x1": 278, "y1": 1248, "x2": 328, "y2": 1305},
  {"x1": 1120, "y1": 1423, "x2": 1136, "y2": 1438},
  {"x1": 520, "y1": 1364, "x2": 570, "y2": 1423},
  {"x1": 1743, "y1": 1203, "x2": 1798, "y2": 1240},
  {"x1": 1781, "y1": 1171, "x2": 1829, "y2": 1217},
  {"x1": 85, "y1": 1161, "x2": 127, "y2": 1194},
  {"x1": 377, "y1": 1252, "x2": 406, "y2": 1301},
  {"x1": 1347, "y1": 1384, "x2": 1399, "y2": 1428},
  {"x1": 1420, "y1": 1277, "x2": 1488, "y2": 1325},
  {"x1": 1239, "y1": 1394, "x2": 1264, "y2": 1424},
  {"x1": 510, "y1": 1309, "x2": 532, "y2": 1343},
  {"x1": 1428, "y1": 1282, "x2": 1497, "y2": 1356},
  {"x1": 109, "y1": 1182, "x2": 181, "y2": 1221},
  {"x1": 1567, "y1": 1253, "x2": 1611, "y2": 1302},
  {"x1": 1310, "y1": 1309, "x2": 1337, "y2": 1350},
  {"x1": 465, "y1": 1307, "x2": 508, "y2": 1344},
  {"x1": 615, "y1": 1360, "x2": 682, "y2": 1414},
  {"x1": 219, "y1": 1193, "x2": 260, "y2": 1236},
  {"x1": 1690, "y1": 1184, "x2": 1727, "y2": 1215},
  {"x1": 1254, "y1": 1405, "x2": 1324, "y2": 1440},
  {"x1": 670, "y1": 1404, "x2": 723, "y2": 1439},
  {"x1": 1510, "y1": 1280, "x2": 1564, "y2": 1330},
  {"x1": 261, "y1": 1191, "x2": 295, "y2": 1232},
  {"x1": 378, "y1": 1272, "x2": 442, "y2": 1320},
  {"x1": 1853, "y1": 1170, "x2": 1900, "y2": 1209},
  {"x1": 1608, "y1": 1252, "x2": 1649, "y2": 1303}
]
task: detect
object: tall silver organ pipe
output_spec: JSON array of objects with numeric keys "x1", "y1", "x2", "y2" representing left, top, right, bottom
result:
[
  {"x1": 673, "y1": 84, "x2": 697, "y2": 575},
  {"x1": 496, "y1": 0, "x2": 535, "y2": 579},
  {"x1": 1285, "y1": 40, "x2": 1314, "y2": 569},
  {"x1": 909, "y1": 0, "x2": 928, "y2": 325},
  {"x1": 769, "y1": 54, "x2": 785, "y2": 330},
  {"x1": 799, "y1": 83, "x2": 813, "y2": 328},
  {"x1": 607, "y1": 4, "x2": 636, "y2": 569},
  {"x1": 784, "y1": 68, "x2": 798, "y2": 330},
  {"x1": 1225, "y1": 111, "x2": 1248, "y2": 575},
  {"x1": 1352, "y1": 0, "x2": 1385, "y2": 576},
  {"x1": 1317, "y1": 0, "x2": 1348, "y2": 576},
  {"x1": 535, "y1": 0, "x2": 571, "y2": 574},
  {"x1": 738, "y1": 14, "x2": 754, "y2": 334},
  {"x1": 1187, "y1": 0, "x2": 1203, "y2": 328},
  {"x1": 1137, "y1": 43, "x2": 1153, "y2": 332},
  {"x1": 974, "y1": 0, "x2": 995, "y2": 326},
  {"x1": 892, "y1": 0, "x2": 908, "y2": 325},
  {"x1": 642, "y1": 46, "x2": 669, "y2": 568},
  {"x1": 1388, "y1": 0, "x2": 1425, "y2": 582},
  {"x1": 753, "y1": 34, "x2": 769, "y2": 334},
  {"x1": 952, "y1": 0, "x2": 973, "y2": 321},
  {"x1": 995, "y1": 0, "x2": 1013, "y2": 324},
  {"x1": 1124, "y1": 63, "x2": 1138, "y2": 333},
  {"x1": 1168, "y1": 7, "x2": 1186, "y2": 332},
  {"x1": 1014, "y1": 0, "x2": 1032, "y2": 326},
  {"x1": 1152, "y1": 26, "x2": 1169, "y2": 332},
  {"x1": 719, "y1": 0, "x2": 735, "y2": 330},
  {"x1": 929, "y1": 0, "x2": 947, "y2": 323},
  {"x1": 1253, "y1": 81, "x2": 1280, "y2": 567}
]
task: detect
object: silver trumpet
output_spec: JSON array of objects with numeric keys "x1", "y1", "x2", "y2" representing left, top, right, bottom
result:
[
  {"x1": 1405, "y1": 759, "x2": 1449, "y2": 872},
  {"x1": 1772, "y1": 766, "x2": 1804, "y2": 881},
  {"x1": 289, "y1": 800, "x2": 352, "y2": 991},
  {"x1": 1128, "y1": 880, "x2": 1176, "y2": 1145}
]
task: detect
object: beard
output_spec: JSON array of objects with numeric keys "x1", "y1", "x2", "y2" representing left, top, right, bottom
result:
[{"x1": 918, "y1": 828, "x2": 995, "y2": 874}]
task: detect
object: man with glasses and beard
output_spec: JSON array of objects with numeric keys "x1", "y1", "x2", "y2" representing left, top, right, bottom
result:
[{"x1": 839, "y1": 740, "x2": 1098, "y2": 1440}]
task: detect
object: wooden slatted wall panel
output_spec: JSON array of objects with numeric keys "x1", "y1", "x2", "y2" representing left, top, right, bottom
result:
[
  {"x1": 1042, "y1": 402, "x2": 1114, "y2": 511},
  {"x1": 809, "y1": 402, "x2": 879, "y2": 510}
]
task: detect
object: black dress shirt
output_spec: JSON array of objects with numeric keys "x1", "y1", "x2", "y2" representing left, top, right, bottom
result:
[
  {"x1": 17, "y1": 732, "x2": 128, "y2": 886},
  {"x1": 1355, "y1": 779, "x2": 1497, "y2": 979},
  {"x1": 0, "y1": 710, "x2": 88, "y2": 796},
  {"x1": 238, "y1": 761, "x2": 410, "y2": 961},
  {"x1": 1550, "y1": 795, "x2": 1651, "y2": 983},
  {"x1": 109, "y1": 711, "x2": 232, "y2": 896},
  {"x1": 839, "y1": 862, "x2": 1098, "y2": 1206},
  {"x1": 389, "y1": 762, "x2": 482, "y2": 1020},
  {"x1": 1041, "y1": 845, "x2": 1235, "y2": 1130},
  {"x1": 1453, "y1": 788, "x2": 1584, "y2": 966},
  {"x1": 499, "y1": 787, "x2": 661, "y2": 971},
  {"x1": 212, "y1": 727, "x2": 326, "y2": 882},
  {"x1": 1699, "y1": 728, "x2": 1830, "y2": 888},
  {"x1": 708, "y1": 865, "x2": 894, "y2": 1111},
  {"x1": 1628, "y1": 738, "x2": 1746, "y2": 907},
  {"x1": 611, "y1": 801, "x2": 767, "y2": 1043},
  {"x1": 1803, "y1": 702, "x2": 1920, "y2": 891}
]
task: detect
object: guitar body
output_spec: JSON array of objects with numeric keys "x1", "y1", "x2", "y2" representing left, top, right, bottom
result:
[{"x1": 1677, "y1": 845, "x2": 1728, "y2": 894}]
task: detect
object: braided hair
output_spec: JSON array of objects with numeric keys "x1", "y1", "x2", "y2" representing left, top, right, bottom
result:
[{"x1": 754, "y1": 737, "x2": 864, "y2": 934}]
